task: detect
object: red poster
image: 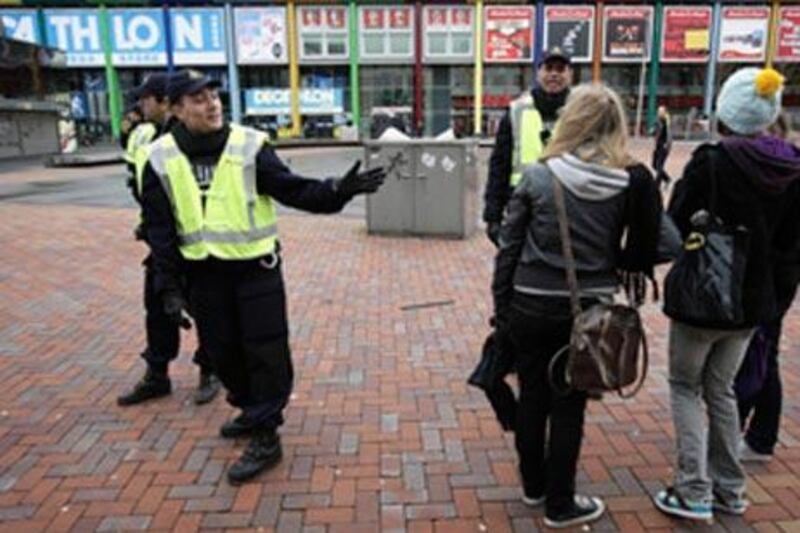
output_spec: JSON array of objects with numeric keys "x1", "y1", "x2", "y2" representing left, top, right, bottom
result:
[
  {"x1": 427, "y1": 7, "x2": 447, "y2": 28},
  {"x1": 661, "y1": 6, "x2": 712, "y2": 63},
  {"x1": 777, "y1": 7, "x2": 800, "y2": 62},
  {"x1": 302, "y1": 8, "x2": 322, "y2": 28},
  {"x1": 326, "y1": 8, "x2": 345, "y2": 30},
  {"x1": 363, "y1": 8, "x2": 384, "y2": 30},
  {"x1": 452, "y1": 7, "x2": 472, "y2": 27},
  {"x1": 389, "y1": 7, "x2": 411, "y2": 29},
  {"x1": 484, "y1": 6, "x2": 535, "y2": 63}
]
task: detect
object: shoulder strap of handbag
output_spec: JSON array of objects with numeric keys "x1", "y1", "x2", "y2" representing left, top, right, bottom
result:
[
  {"x1": 551, "y1": 174, "x2": 583, "y2": 318},
  {"x1": 708, "y1": 145, "x2": 718, "y2": 217}
]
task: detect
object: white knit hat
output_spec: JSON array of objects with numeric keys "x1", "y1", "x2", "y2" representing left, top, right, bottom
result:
[{"x1": 716, "y1": 67, "x2": 784, "y2": 135}]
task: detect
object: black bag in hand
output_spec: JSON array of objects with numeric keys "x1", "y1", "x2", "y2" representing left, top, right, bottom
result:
[
  {"x1": 663, "y1": 151, "x2": 750, "y2": 328},
  {"x1": 468, "y1": 328, "x2": 516, "y2": 431}
]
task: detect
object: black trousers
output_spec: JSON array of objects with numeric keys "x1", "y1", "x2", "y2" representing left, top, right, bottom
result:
[
  {"x1": 188, "y1": 257, "x2": 293, "y2": 429},
  {"x1": 737, "y1": 318, "x2": 783, "y2": 455},
  {"x1": 509, "y1": 298, "x2": 588, "y2": 515},
  {"x1": 142, "y1": 261, "x2": 211, "y2": 372}
]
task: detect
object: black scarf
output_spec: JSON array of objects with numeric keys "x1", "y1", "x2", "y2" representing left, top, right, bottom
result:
[{"x1": 531, "y1": 87, "x2": 569, "y2": 122}]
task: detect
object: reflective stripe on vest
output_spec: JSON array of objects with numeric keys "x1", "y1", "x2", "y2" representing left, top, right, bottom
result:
[
  {"x1": 509, "y1": 94, "x2": 544, "y2": 187},
  {"x1": 125, "y1": 122, "x2": 157, "y2": 164},
  {"x1": 148, "y1": 124, "x2": 277, "y2": 261}
]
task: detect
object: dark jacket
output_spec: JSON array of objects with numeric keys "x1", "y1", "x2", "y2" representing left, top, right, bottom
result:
[
  {"x1": 483, "y1": 87, "x2": 568, "y2": 224},
  {"x1": 492, "y1": 155, "x2": 662, "y2": 318},
  {"x1": 668, "y1": 139, "x2": 800, "y2": 326},
  {"x1": 141, "y1": 122, "x2": 352, "y2": 296}
]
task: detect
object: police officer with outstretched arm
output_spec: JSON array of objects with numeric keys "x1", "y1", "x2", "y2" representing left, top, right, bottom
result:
[
  {"x1": 118, "y1": 72, "x2": 221, "y2": 407},
  {"x1": 140, "y1": 70, "x2": 386, "y2": 484},
  {"x1": 484, "y1": 48, "x2": 573, "y2": 246}
]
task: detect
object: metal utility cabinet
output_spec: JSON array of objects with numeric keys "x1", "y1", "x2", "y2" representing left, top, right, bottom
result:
[{"x1": 364, "y1": 139, "x2": 478, "y2": 239}]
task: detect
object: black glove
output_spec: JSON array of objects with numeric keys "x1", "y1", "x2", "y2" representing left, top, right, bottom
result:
[
  {"x1": 486, "y1": 222, "x2": 502, "y2": 247},
  {"x1": 335, "y1": 161, "x2": 386, "y2": 198},
  {"x1": 163, "y1": 291, "x2": 192, "y2": 330},
  {"x1": 620, "y1": 271, "x2": 647, "y2": 307}
]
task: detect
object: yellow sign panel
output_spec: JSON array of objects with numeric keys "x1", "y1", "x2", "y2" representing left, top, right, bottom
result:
[{"x1": 685, "y1": 29, "x2": 709, "y2": 51}]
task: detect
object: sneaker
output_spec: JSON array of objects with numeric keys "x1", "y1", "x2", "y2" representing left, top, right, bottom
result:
[
  {"x1": 739, "y1": 439, "x2": 773, "y2": 463},
  {"x1": 193, "y1": 371, "x2": 221, "y2": 405},
  {"x1": 220, "y1": 414, "x2": 259, "y2": 439},
  {"x1": 117, "y1": 369, "x2": 171, "y2": 406},
  {"x1": 521, "y1": 492, "x2": 545, "y2": 507},
  {"x1": 544, "y1": 495, "x2": 605, "y2": 529},
  {"x1": 713, "y1": 493, "x2": 749, "y2": 516},
  {"x1": 653, "y1": 487, "x2": 712, "y2": 521},
  {"x1": 227, "y1": 428, "x2": 283, "y2": 484}
]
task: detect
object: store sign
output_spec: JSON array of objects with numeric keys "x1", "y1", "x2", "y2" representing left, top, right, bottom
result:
[
  {"x1": 169, "y1": 8, "x2": 226, "y2": 65},
  {"x1": 1, "y1": 9, "x2": 39, "y2": 44},
  {"x1": 298, "y1": 6, "x2": 348, "y2": 61},
  {"x1": 44, "y1": 9, "x2": 104, "y2": 67},
  {"x1": 776, "y1": 7, "x2": 800, "y2": 63},
  {"x1": 484, "y1": 6, "x2": 535, "y2": 63},
  {"x1": 110, "y1": 9, "x2": 166, "y2": 67},
  {"x1": 234, "y1": 7, "x2": 288, "y2": 65},
  {"x1": 359, "y1": 6, "x2": 415, "y2": 60},
  {"x1": 244, "y1": 88, "x2": 344, "y2": 116},
  {"x1": 544, "y1": 6, "x2": 594, "y2": 63},
  {"x1": 423, "y1": 5, "x2": 474, "y2": 60},
  {"x1": 602, "y1": 6, "x2": 652, "y2": 62},
  {"x1": 718, "y1": 7, "x2": 769, "y2": 63},
  {"x1": 661, "y1": 6, "x2": 712, "y2": 63}
]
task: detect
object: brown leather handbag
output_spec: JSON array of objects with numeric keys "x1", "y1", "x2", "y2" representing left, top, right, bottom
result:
[{"x1": 548, "y1": 176, "x2": 648, "y2": 398}]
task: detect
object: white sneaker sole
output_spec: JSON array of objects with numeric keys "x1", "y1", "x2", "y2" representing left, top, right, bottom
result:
[
  {"x1": 544, "y1": 498, "x2": 605, "y2": 529},
  {"x1": 522, "y1": 495, "x2": 545, "y2": 507},
  {"x1": 654, "y1": 494, "x2": 712, "y2": 521}
]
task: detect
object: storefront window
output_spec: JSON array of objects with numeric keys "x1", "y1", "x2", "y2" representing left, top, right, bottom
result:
[
  {"x1": 603, "y1": 64, "x2": 647, "y2": 131},
  {"x1": 360, "y1": 66, "x2": 414, "y2": 137},
  {"x1": 298, "y1": 6, "x2": 349, "y2": 61},
  {"x1": 656, "y1": 64, "x2": 707, "y2": 138},
  {"x1": 424, "y1": 65, "x2": 474, "y2": 137},
  {"x1": 359, "y1": 6, "x2": 415, "y2": 62}
]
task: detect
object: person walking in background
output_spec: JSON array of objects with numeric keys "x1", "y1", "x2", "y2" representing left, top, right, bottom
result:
[
  {"x1": 492, "y1": 83, "x2": 662, "y2": 529},
  {"x1": 652, "y1": 105, "x2": 673, "y2": 188},
  {"x1": 484, "y1": 48, "x2": 574, "y2": 247},
  {"x1": 655, "y1": 68, "x2": 800, "y2": 521},
  {"x1": 736, "y1": 112, "x2": 800, "y2": 464}
]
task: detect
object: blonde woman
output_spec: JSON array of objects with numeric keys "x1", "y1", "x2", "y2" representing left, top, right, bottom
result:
[{"x1": 492, "y1": 83, "x2": 662, "y2": 529}]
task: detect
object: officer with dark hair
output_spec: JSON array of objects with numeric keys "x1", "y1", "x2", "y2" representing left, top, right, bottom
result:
[
  {"x1": 118, "y1": 72, "x2": 221, "y2": 407},
  {"x1": 484, "y1": 48, "x2": 573, "y2": 246},
  {"x1": 140, "y1": 69, "x2": 386, "y2": 483}
]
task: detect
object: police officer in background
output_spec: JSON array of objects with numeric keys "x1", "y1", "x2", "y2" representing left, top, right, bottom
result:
[
  {"x1": 140, "y1": 70, "x2": 386, "y2": 483},
  {"x1": 118, "y1": 72, "x2": 221, "y2": 407},
  {"x1": 484, "y1": 48, "x2": 573, "y2": 246}
]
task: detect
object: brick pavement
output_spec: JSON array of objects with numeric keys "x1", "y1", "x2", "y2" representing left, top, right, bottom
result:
[{"x1": 0, "y1": 148, "x2": 799, "y2": 532}]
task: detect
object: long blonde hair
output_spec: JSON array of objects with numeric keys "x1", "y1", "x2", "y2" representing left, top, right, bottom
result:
[{"x1": 542, "y1": 83, "x2": 635, "y2": 169}]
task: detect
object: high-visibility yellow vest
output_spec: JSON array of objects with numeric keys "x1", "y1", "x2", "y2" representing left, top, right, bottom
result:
[
  {"x1": 147, "y1": 124, "x2": 278, "y2": 261},
  {"x1": 509, "y1": 94, "x2": 544, "y2": 187},
  {"x1": 124, "y1": 122, "x2": 157, "y2": 165}
]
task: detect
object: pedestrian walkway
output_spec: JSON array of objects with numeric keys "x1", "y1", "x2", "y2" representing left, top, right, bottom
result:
[{"x1": 0, "y1": 167, "x2": 799, "y2": 532}]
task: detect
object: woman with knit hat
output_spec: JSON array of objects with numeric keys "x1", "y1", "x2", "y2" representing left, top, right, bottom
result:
[{"x1": 654, "y1": 68, "x2": 800, "y2": 521}]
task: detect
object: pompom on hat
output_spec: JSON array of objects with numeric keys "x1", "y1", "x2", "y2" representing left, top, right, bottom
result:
[{"x1": 716, "y1": 67, "x2": 784, "y2": 135}]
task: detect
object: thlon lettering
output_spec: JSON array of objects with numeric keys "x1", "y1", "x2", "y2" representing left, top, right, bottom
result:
[
  {"x1": 175, "y1": 14, "x2": 203, "y2": 50},
  {"x1": 115, "y1": 14, "x2": 160, "y2": 50}
]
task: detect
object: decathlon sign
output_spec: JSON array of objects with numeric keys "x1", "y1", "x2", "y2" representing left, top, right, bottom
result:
[
  {"x1": 245, "y1": 88, "x2": 345, "y2": 116},
  {"x1": 41, "y1": 8, "x2": 226, "y2": 67},
  {"x1": 1, "y1": 10, "x2": 40, "y2": 44}
]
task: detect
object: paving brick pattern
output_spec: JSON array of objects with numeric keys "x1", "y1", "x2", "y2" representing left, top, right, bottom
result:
[{"x1": 1, "y1": 144, "x2": 799, "y2": 532}]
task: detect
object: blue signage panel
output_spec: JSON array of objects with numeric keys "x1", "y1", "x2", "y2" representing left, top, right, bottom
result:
[
  {"x1": 44, "y1": 9, "x2": 104, "y2": 67},
  {"x1": 110, "y1": 9, "x2": 167, "y2": 67},
  {"x1": 245, "y1": 88, "x2": 344, "y2": 116},
  {"x1": 170, "y1": 8, "x2": 227, "y2": 65},
  {"x1": 1, "y1": 9, "x2": 40, "y2": 45}
]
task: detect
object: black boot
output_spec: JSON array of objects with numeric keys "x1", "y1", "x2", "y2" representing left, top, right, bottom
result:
[
  {"x1": 117, "y1": 368, "x2": 171, "y2": 406},
  {"x1": 220, "y1": 413, "x2": 258, "y2": 439},
  {"x1": 193, "y1": 370, "x2": 221, "y2": 405},
  {"x1": 227, "y1": 428, "x2": 282, "y2": 484}
]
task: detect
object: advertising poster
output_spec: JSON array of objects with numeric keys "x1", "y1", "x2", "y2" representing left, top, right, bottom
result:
[
  {"x1": 44, "y1": 9, "x2": 104, "y2": 67},
  {"x1": 1, "y1": 9, "x2": 40, "y2": 45},
  {"x1": 718, "y1": 7, "x2": 769, "y2": 62},
  {"x1": 359, "y1": 6, "x2": 415, "y2": 60},
  {"x1": 298, "y1": 6, "x2": 348, "y2": 60},
  {"x1": 484, "y1": 6, "x2": 535, "y2": 63},
  {"x1": 776, "y1": 7, "x2": 800, "y2": 62},
  {"x1": 603, "y1": 6, "x2": 652, "y2": 62},
  {"x1": 234, "y1": 7, "x2": 288, "y2": 65},
  {"x1": 423, "y1": 5, "x2": 474, "y2": 60},
  {"x1": 661, "y1": 6, "x2": 712, "y2": 63},
  {"x1": 169, "y1": 8, "x2": 226, "y2": 65},
  {"x1": 245, "y1": 88, "x2": 344, "y2": 116},
  {"x1": 543, "y1": 6, "x2": 594, "y2": 63}
]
